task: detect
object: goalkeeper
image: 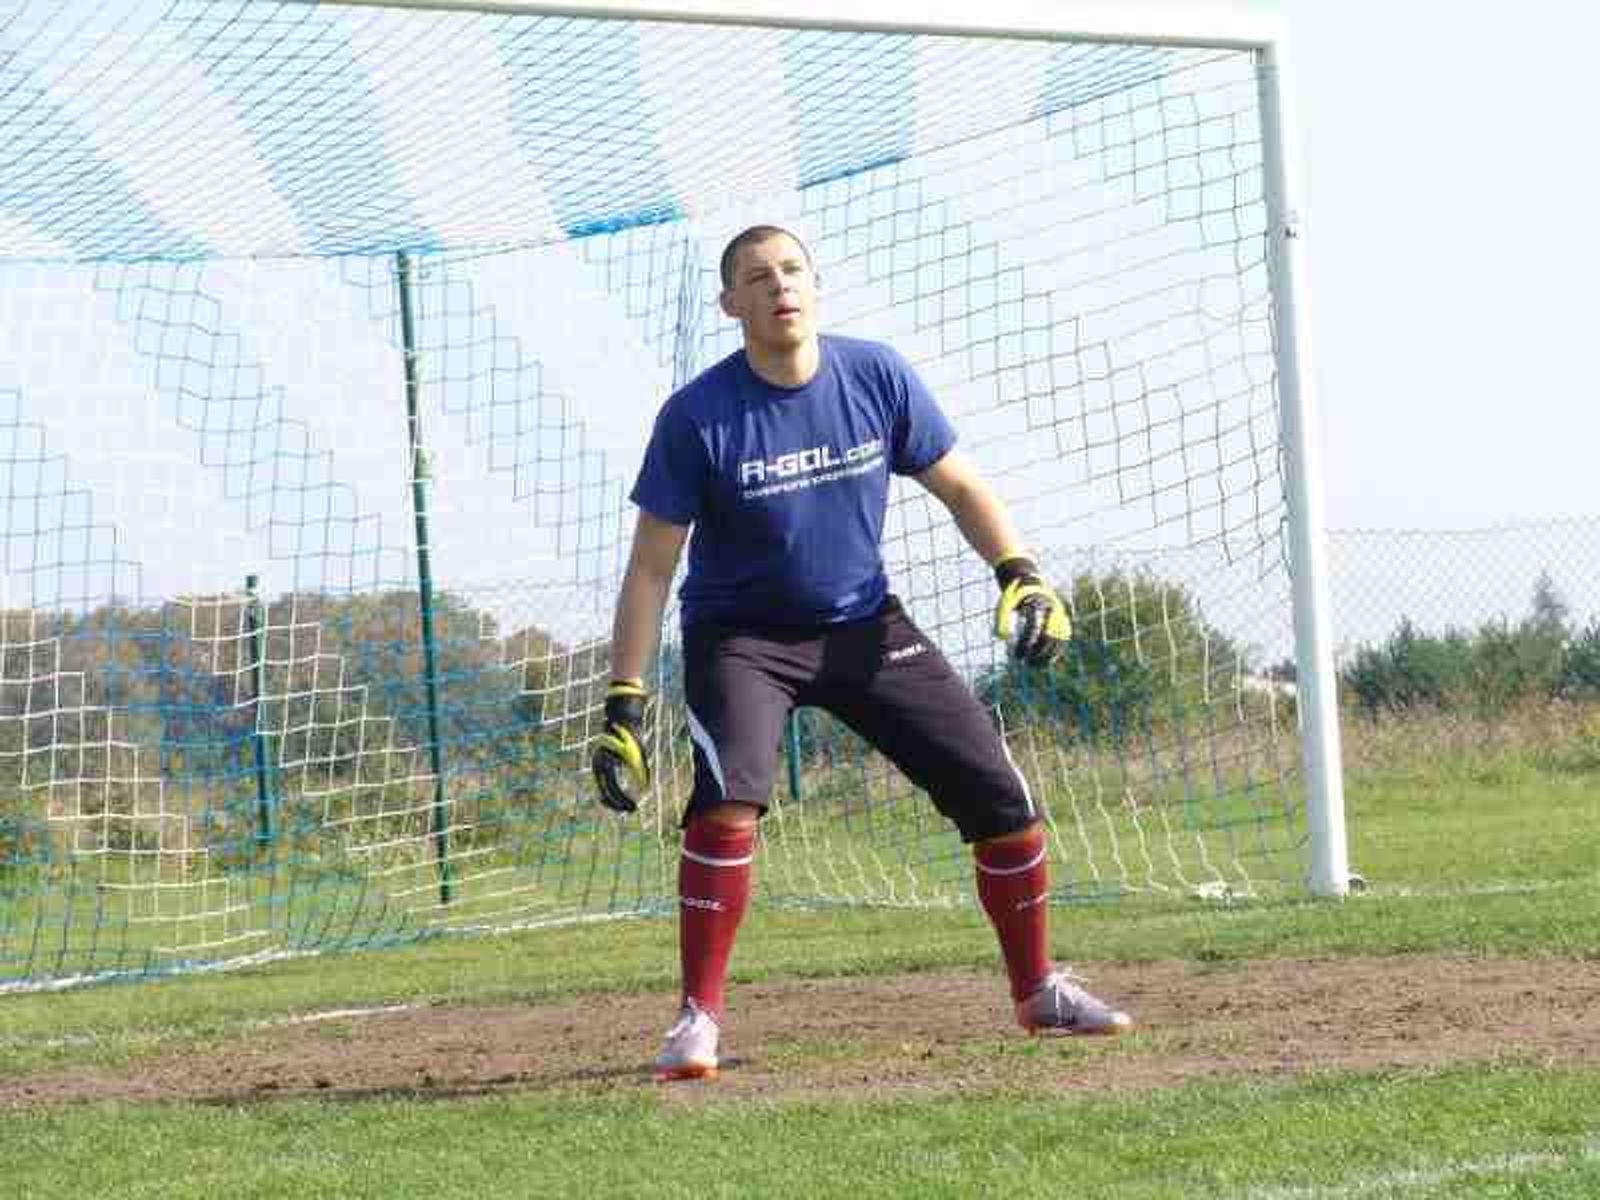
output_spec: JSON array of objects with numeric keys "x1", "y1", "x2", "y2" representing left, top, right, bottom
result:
[{"x1": 594, "y1": 225, "x2": 1134, "y2": 1082}]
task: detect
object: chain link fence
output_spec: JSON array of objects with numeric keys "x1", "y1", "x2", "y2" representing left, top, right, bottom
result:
[{"x1": 1326, "y1": 518, "x2": 1600, "y2": 778}]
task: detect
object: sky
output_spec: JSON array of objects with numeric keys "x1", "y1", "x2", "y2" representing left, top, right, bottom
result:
[
  {"x1": 1282, "y1": 0, "x2": 1600, "y2": 530},
  {"x1": 2, "y1": 0, "x2": 1596, "y2": 651},
  {"x1": 499, "y1": 0, "x2": 1600, "y2": 534}
]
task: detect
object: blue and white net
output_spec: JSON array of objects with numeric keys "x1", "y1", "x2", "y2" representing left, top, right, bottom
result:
[{"x1": 0, "y1": 1, "x2": 1301, "y2": 987}]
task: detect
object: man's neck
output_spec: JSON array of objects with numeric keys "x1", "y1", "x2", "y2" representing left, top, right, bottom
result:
[{"x1": 745, "y1": 337, "x2": 821, "y2": 389}]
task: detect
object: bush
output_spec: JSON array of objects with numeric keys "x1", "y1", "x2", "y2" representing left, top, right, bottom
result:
[
  {"x1": 977, "y1": 568, "x2": 1247, "y2": 743},
  {"x1": 1340, "y1": 571, "x2": 1588, "y2": 720},
  {"x1": 1559, "y1": 619, "x2": 1600, "y2": 701}
]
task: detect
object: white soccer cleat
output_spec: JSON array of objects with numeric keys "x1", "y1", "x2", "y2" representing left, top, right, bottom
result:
[
  {"x1": 1015, "y1": 970, "x2": 1134, "y2": 1036},
  {"x1": 653, "y1": 999, "x2": 721, "y2": 1082}
]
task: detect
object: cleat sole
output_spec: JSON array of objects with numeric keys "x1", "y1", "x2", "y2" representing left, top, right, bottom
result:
[
  {"x1": 1023, "y1": 1019, "x2": 1135, "y2": 1038},
  {"x1": 653, "y1": 1063, "x2": 719, "y2": 1083}
]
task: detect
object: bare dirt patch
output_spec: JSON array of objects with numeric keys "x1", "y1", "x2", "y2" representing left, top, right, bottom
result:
[{"x1": 5, "y1": 957, "x2": 1598, "y2": 1108}]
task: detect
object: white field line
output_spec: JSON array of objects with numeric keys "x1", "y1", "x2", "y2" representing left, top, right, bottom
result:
[
  {"x1": 1243, "y1": 1137, "x2": 1600, "y2": 1199},
  {"x1": 261, "y1": 1004, "x2": 416, "y2": 1028},
  {"x1": 1359, "y1": 879, "x2": 1584, "y2": 899}
]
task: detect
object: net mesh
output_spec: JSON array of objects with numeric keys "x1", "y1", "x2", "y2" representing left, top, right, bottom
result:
[{"x1": 0, "y1": 0, "x2": 1305, "y2": 987}]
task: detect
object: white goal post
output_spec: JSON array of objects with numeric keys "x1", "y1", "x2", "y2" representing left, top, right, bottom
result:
[
  {"x1": 294, "y1": 0, "x2": 1280, "y2": 47},
  {"x1": 278, "y1": 0, "x2": 1347, "y2": 899},
  {"x1": 0, "y1": 0, "x2": 1355, "y2": 990}
]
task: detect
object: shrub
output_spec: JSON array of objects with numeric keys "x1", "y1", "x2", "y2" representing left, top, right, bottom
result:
[{"x1": 977, "y1": 568, "x2": 1247, "y2": 743}]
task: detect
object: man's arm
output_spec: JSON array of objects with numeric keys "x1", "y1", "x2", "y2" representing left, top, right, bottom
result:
[
  {"x1": 915, "y1": 450, "x2": 1070, "y2": 668},
  {"x1": 913, "y1": 449, "x2": 1026, "y2": 566},
  {"x1": 609, "y1": 510, "x2": 691, "y2": 683}
]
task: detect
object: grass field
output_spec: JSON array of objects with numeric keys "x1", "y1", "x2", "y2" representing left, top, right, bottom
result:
[{"x1": 1, "y1": 732, "x2": 1597, "y2": 1199}]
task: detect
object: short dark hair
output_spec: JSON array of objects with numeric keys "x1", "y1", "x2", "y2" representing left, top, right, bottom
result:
[{"x1": 719, "y1": 225, "x2": 813, "y2": 288}]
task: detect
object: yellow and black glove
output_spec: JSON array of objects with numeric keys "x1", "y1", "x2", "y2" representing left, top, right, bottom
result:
[
  {"x1": 993, "y1": 555, "x2": 1071, "y2": 668},
  {"x1": 591, "y1": 681, "x2": 651, "y2": 813}
]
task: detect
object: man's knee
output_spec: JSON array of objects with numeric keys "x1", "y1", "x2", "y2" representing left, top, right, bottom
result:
[
  {"x1": 975, "y1": 818, "x2": 1043, "y2": 850},
  {"x1": 690, "y1": 802, "x2": 762, "y2": 832}
]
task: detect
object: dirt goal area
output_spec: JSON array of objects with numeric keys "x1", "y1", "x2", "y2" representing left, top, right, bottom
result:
[{"x1": 5, "y1": 957, "x2": 1598, "y2": 1109}]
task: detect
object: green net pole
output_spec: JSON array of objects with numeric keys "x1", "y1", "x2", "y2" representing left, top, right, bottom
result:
[
  {"x1": 785, "y1": 711, "x2": 803, "y2": 803},
  {"x1": 396, "y1": 251, "x2": 453, "y2": 906},
  {"x1": 245, "y1": 572, "x2": 276, "y2": 848}
]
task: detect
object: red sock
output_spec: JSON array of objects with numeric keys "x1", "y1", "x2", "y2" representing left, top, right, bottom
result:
[
  {"x1": 678, "y1": 817, "x2": 756, "y2": 1018},
  {"x1": 974, "y1": 824, "x2": 1052, "y2": 1002}
]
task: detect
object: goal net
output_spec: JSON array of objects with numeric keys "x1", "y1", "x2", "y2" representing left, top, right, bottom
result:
[{"x1": 0, "y1": 0, "x2": 1326, "y2": 987}]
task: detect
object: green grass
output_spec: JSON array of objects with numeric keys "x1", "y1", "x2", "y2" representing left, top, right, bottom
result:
[
  {"x1": 19, "y1": 716, "x2": 1582, "y2": 996},
  {"x1": 3, "y1": 1068, "x2": 1598, "y2": 1199},
  {"x1": 2, "y1": 752, "x2": 1598, "y2": 1197},
  {"x1": 1352, "y1": 777, "x2": 1599, "y2": 886}
]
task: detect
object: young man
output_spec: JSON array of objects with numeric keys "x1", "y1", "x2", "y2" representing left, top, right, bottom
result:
[{"x1": 593, "y1": 226, "x2": 1133, "y2": 1082}]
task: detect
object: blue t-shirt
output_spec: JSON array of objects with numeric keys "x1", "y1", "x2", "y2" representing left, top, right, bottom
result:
[{"x1": 630, "y1": 335, "x2": 957, "y2": 629}]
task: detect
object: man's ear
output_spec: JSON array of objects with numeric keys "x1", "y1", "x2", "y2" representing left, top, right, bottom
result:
[{"x1": 718, "y1": 288, "x2": 737, "y2": 319}]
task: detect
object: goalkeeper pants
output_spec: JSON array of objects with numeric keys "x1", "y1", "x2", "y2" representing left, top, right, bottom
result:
[{"x1": 679, "y1": 595, "x2": 1035, "y2": 843}]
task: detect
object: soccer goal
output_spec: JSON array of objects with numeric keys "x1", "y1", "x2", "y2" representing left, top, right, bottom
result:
[{"x1": 0, "y1": 0, "x2": 1346, "y2": 988}]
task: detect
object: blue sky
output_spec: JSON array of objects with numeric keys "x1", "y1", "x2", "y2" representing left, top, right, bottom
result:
[{"x1": 1286, "y1": 0, "x2": 1600, "y2": 529}]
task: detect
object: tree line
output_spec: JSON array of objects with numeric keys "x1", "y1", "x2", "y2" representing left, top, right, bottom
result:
[
  {"x1": 0, "y1": 590, "x2": 587, "y2": 843},
  {"x1": 0, "y1": 588, "x2": 604, "y2": 870},
  {"x1": 12, "y1": 564, "x2": 1580, "y2": 851},
  {"x1": 1338, "y1": 572, "x2": 1600, "y2": 719}
]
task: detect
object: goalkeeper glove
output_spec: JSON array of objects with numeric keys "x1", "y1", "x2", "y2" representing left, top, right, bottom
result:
[
  {"x1": 592, "y1": 681, "x2": 651, "y2": 814},
  {"x1": 993, "y1": 555, "x2": 1071, "y2": 668}
]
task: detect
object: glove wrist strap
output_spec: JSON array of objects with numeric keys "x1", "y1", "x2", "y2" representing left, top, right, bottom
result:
[{"x1": 994, "y1": 554, "x2": 1038, "y2": 588}]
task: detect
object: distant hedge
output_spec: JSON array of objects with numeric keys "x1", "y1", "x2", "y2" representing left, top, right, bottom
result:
[{"x1": 1340, "y1": 572, "x2": 1600, "y2": 718}]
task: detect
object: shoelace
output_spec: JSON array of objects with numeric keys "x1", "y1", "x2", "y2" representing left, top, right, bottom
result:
[
  {"x1": 1039, "y1": 970, "x2": 1095, "y2": 1017},
  {"x1": 665, "y1": 1002, "x2": 716, "y2": 1041}
]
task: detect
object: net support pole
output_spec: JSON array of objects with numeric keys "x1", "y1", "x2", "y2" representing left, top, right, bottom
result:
[
  {"x1": 245, "y1": 573, "x2": 276, "y2": 848},
  {"x1": 1257, "y1": 43, "x2": 1349, "y2": 898},
  {"x1": 397, "y1": 251, "x2": 454, "y2": 906},
  {"x1": 785, "y1": 711, "x2": 803, "y2": 803}
]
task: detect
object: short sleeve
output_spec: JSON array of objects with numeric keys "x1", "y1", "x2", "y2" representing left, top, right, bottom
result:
[
  {"x1": 886, "y1": 348, "x2": 957, "y2": 475},
  {"x1": 629, "y1": 404, "x2": 705, "y2": 526}
]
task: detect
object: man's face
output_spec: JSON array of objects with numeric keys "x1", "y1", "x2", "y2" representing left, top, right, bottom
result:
[{"x1": 719, "y1": 233, "x2": 818, "y2": 353}]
